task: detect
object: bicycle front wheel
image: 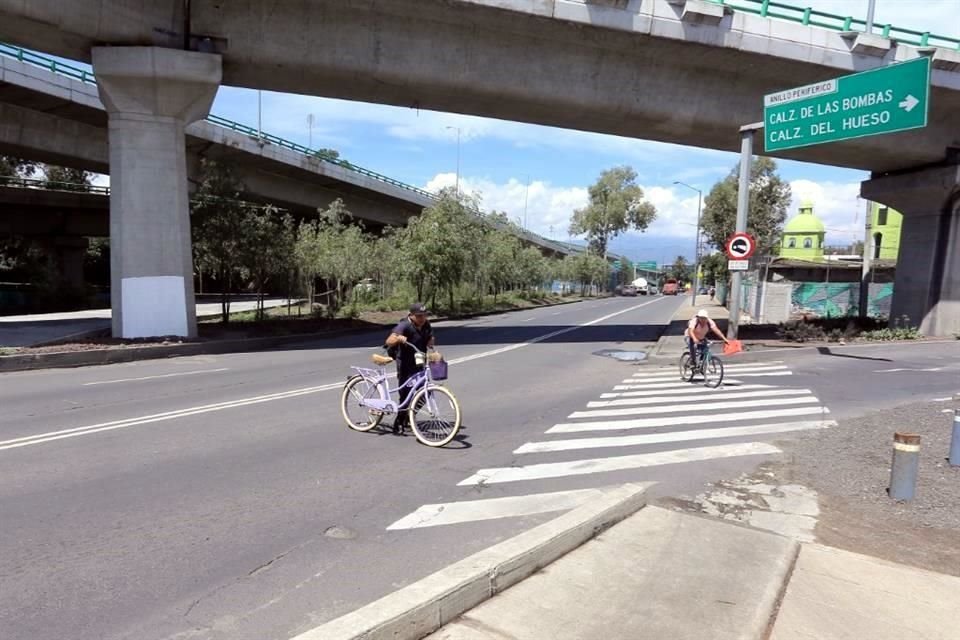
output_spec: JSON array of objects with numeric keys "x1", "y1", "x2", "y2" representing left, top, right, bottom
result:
[
  {"x1": 409, "y1": 385, "x2": 461, "y2": 447},
  {"x1": 679, "y1": 353, "x2": 695, "y2": 382},
  {"x1": 703, "y1": 356, "x2": 724, "y2": 388},
  {"x1": 341, "y1": 375, "x2": 384, "y2": 432}
]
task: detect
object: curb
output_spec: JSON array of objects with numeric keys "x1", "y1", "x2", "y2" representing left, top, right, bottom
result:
[
  {"x1": 290, "y1": 483, "x2": 650, "y2": 640},
  {"x1": 0, "y1": 298, "x2": 594, "y2": 373}
]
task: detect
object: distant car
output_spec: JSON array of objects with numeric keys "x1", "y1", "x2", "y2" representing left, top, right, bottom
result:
[
  {"x1": 662, "y1": 279, "x2": 679, "y2": 295},
  {"x1": 648, "y1": 285, "x2": 658, "y2": 295},
  {"x1": 698, "y1": 287, "x2": 708, "y2": 295},
  {"x1": 622, "y1": 285, "x2": 638, "y2": 297},
  {"x1": 614, "y1": 284, "x2": 623, "y2": 296}
]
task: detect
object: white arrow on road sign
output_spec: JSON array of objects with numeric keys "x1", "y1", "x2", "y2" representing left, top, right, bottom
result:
[{"x1": 899, "y1": 95, "x2": 919, "y2": 112}]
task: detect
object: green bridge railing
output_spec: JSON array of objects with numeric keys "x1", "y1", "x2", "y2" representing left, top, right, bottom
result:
[
  {"x1": 0, "y1": 175, "x2": 110, "y2": 195},
  {"x1": 707, "y1": 0, "x2": 960, "y2": 50}
]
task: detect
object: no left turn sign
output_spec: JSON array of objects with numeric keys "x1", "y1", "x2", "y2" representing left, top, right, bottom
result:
[{"x1": 726, "y1": 232, "x2": 756, "y2": 259}]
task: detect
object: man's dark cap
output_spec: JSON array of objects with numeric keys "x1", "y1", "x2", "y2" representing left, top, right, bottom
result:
[{"x1": 410, "y1": 302, "x2": 429, "y2": 315}]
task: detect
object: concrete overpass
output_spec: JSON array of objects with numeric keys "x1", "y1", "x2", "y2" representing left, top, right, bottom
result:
[{"x1": 0, "y1": 0, "x2": 957, "y2": 336}]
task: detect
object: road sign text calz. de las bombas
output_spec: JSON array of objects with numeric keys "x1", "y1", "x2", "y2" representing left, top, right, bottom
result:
[{"x1": 764, "y1": 56, "x2": 930, "y2": 153}]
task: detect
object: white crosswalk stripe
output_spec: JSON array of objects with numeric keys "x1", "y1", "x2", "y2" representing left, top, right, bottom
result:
[
  {"x1": 631, "y1": 364, "x2": 788, "y2": 380},
  {"x1": 457, "y1": 442, "x2": 782, "y2": 486},
  {"x1": 599, "y1": 384, "x2": 775, "y2": 399},
  {"x1": 569, "y1": 395, "x2": 820, "y2": 419},
  {"x1": 513, "y1": 420, "x2": 836, "y2": 454},
  {"x1": 385, "y1": 486, "x2": 657, "y2": 530},
  {"x1": 612, "y1": 379, "x2": 748, "y2": 391},
  {"x1": 620, "y1": 370, "x2": 791, "y2": 385},
  {"x1": 587, "y1": 388, "x2": 812, "y2": 408},
  {"x1": 548, "y1": 405, "x2": 829, "y2": 434}
]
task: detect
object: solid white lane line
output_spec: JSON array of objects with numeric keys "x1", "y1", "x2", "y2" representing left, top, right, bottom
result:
[
  {"x1": 547, "y1": 406, "x2": 829, "y2": 434},
  {"x1": 514, "y1": 420, "x2": 837, "y2": 454},
  {"x1": 599, "y1": 384, "x2": 775, "y2": 399},
  {"x1": 630, "y1": 364, "x2": 787, "y2": 379},
  {"x1": 0, "y1": 381, "x2": 345, "y2": 452},
  {"x1": 586, "y1": 388, "x2": 812, "y2": 408},
  {"x1": 458, "y1": 442, "x2": 782, "y2": 485},
  {"x1": 386, "y1": 487, "x2": 609, "y2": 530},
  {"x1": 569, "y1": 396, "x2": 820, "y2": 419},
  {"x1": 522, "y1": 316, "x2": 537, "y2": 322},
  {"x1": 3, "y1": 297, "x2": 669, "y2": 453},
  {"x1": 732, "y1": 371, "x2": 793, "y2": 378},
  {"x1": 83, "y1": 368, "x2": 229, "y2": 386}
]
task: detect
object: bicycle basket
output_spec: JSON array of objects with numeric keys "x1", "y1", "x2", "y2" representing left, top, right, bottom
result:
[{"x1": 429, "y1": 359, "x2": 448, "y2": 380}]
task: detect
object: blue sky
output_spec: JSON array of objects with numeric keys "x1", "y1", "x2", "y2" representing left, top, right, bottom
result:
[{"x1": 97, "y1": 0, "x2": 960, "y2": 263}]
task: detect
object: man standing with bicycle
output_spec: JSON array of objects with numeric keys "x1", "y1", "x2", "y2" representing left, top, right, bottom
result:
[
  {"x1": 385, "y1": 302, "x2": 435, "y2": 433},
  {"x1": 684, "y1": 309, "x2": 729, "y2": 366}
]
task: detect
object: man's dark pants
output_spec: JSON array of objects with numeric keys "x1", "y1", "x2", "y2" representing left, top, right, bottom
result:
[
  {"x1": 395, "y1": 362, "x2": 416, "y2": 427},
  {"x1": 685, "y1": 336, "x2": 704, "y2": 365}
]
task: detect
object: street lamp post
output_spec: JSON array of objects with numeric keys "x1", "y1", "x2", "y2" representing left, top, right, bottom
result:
[
  {"x1": 674, "y1": 181, "x2": 703, "y2": 307},
  {"x1": 446, "y1": 126, "x2": 461, "y2": 196}
]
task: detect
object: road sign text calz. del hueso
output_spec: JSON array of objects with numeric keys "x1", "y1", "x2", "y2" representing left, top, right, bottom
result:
[{"x1": 764, "y1": 56, "x2": 930, "y2": 153}]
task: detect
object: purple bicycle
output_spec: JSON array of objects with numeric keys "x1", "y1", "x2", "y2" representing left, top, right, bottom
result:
[{"x1": 340, "y1": 343, "x2": 462, "y2": 447}]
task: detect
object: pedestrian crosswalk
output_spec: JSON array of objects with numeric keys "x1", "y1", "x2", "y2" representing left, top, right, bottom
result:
[{"x1": 386, "y1": 360, "x2": 833, "y2": 531}]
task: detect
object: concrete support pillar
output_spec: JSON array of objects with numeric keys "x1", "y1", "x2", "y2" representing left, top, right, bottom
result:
[
  {"x1": 862, "y1": 164, "x2": 960, "y2": 337},
  {"x1": 92, "y1": 47, "x2": 221, "y2": 338}
]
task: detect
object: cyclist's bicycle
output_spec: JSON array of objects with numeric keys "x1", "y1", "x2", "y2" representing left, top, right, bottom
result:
[
  {"x1": 679, "y1": 339, "x2": 725, "y2": 388},
  {"x1": 340, "y1": 343, "x2": 462, "y2": 447}
]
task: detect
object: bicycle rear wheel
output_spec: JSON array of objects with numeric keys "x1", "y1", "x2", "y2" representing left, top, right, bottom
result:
[
  {"x1": 703, "y1": 356, "x2": 724, "y2": 388},
  {"x1": 679, "y1": 353, "x2": 695, "y2": 382},
  {"x1": 341, "y1": 375, "x2": 384, "y2": 432},
  {"x1": 409, "y1": 385, "x2": 461, "y2": 447}
]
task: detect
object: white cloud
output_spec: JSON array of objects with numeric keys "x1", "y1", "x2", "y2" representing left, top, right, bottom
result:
[
  {"x1": 90, "y1": 173, "x2": 110, "y2": 188},
  {"x1": 423, "y1": 173, "x2": 588, "y2": 239},
  {"x1": 789, "y1": 179, "x2": 865, "y2": 246}
]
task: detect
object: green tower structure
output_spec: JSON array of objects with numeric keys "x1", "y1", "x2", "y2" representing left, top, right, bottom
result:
[{"x1": 780, "y1": 201, "x2": 825, "y2": 260}]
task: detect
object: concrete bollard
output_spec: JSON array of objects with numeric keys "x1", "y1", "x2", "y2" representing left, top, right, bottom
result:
[
  {"x1": 889, "y1": 432, "x2": 920, "y2": 501},
  {"x1": 950, "y1": 410, "x2": 960, "y2": 467}
]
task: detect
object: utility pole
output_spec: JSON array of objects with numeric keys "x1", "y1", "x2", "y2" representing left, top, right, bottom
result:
[
  {"x1": 523, "y1": 175, "x2": 530, "y2": 231},
  {"x1": 257, "y1": 90, "x2": 262, "y2": 141},
  {"x1": 859, "y1": 198, "x2": 873, "y2": 319},
  {"x1": 446, "y1": 126, "x2": 461, "y2": 196},
  {"x1": 727, "y1": 122, "x2": 764, "y2": 340},
  {"x1": 674, "y1": 181, "x2": 703, "y2": 307},
  {"x1": 307, "y1": 113, "x2": 315, "y2": 148},
  {"x1": 865, "y1": 0, "x2": 877, "y2": 33}
]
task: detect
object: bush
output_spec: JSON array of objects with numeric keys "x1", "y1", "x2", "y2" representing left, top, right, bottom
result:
[
  {"x1": 777, "y1": 320, "x2": 827, "y2": 343},
  {"x1": 859, "y1": 315, "x2": 920, "y2": 341}
]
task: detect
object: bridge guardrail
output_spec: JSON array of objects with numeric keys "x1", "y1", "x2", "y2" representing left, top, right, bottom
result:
[{"x1": 709, "y1": 0, "x2": 960, "y2": 50}]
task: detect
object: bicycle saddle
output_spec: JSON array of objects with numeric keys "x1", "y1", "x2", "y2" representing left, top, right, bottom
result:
[{"x1": 371, "y1": 354, "x2": 394, "y2": 365}]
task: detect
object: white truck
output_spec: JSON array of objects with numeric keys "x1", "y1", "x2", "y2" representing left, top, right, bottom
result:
[{"x1": 631, "y1": 277, "x2": 649, "y2": 295}]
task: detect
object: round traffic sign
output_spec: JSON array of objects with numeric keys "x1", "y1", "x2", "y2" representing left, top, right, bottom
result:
[{"x1": 726, "y1": 232, "x2": 756, "y2": 259}]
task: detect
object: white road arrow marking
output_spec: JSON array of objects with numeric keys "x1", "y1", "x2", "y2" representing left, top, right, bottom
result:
[{"x1": 899, "y1": 94, "x2": 919, "y2": 112}]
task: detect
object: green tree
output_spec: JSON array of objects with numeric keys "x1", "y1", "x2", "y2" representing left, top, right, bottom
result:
[
  {"x1": 190, "y1": 159, "x2": 250, "y2": 322},
  {"x1": 44, "y1": 165, "x2": 93, "y2": 191},
  {"x1": 701, "y1": 157, "x2": 791, "y2": 255},
  {"x1": 0, "y1": 156, "x2": 37, "y2": 179},
  {"x1": 240, "y1": 206, "x2": 296, "y2": 320},
  {"x1": 669, "y1": 255, "x2": 692, "y2": 283},
  {"x1": 568, "y1": 166, "x2": 657, "y2": 258},
  {"x1": 699, "y1": 252, "x2": 727, "y2": 287}
]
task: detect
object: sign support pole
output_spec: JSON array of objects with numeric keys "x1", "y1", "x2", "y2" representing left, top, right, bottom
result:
[
  {"x1": 859, "y1": 198, "x2": 873, "y2": 320},
  {"x1": 727, "y1": 122, "x2": 763, "y2": 340}
]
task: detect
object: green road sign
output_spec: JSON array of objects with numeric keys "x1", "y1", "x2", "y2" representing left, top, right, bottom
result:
[
  {"x1": 635, "y1": 261, "x2": 658, "y2": 270},
  {"x1": 764, "y1": 56, "x2": 930, "y2": 153}
]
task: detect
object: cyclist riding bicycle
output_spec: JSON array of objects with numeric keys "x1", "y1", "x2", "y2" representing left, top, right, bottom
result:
[
  {"x1": 684, "y1": 309, "x2": 729, "y2": 367},
  {"x1": 384, "y1": 302, "x2": 435, "y2": 433}
]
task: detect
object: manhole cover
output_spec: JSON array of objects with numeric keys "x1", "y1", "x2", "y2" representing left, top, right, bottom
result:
[
  {"x1": 593, "y1": 349, "x2": 648, "y2": 362},
  {"x1": 323, "y1": 525, "x2": 357, "y2": 540}
]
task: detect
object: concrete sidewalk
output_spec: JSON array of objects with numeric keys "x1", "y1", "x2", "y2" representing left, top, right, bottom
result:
[{"x1": 426, "y1": 507, "x2": 960, "y2": 640}]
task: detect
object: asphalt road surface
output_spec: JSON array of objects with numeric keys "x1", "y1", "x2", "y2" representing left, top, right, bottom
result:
[{"x1": 2, "y1": 296, "x2": 957, "y2": 640}]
